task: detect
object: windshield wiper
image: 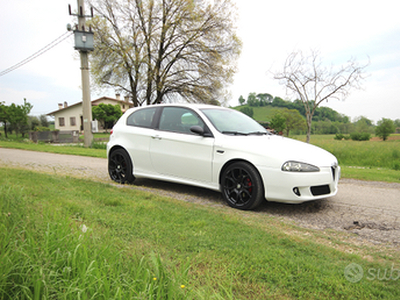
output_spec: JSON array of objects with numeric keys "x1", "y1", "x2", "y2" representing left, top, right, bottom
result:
[
  {"x1": 221, "y1": 131, "x2": 249, "y2": 136},
  {"x1": 247, "y1": 131, "x2": 268, "y2": 136}
]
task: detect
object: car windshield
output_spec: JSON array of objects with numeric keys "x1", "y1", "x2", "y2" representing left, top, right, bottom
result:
[{"x1": 201, "y1": 108, "x2": 268, "y2": 135}]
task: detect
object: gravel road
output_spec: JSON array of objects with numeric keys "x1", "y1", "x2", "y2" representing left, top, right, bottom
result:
[{"x1": 1, "y1": 148, "x2": 399, "y2": 247}]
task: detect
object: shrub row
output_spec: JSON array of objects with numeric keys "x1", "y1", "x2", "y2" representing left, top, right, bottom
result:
[{"x1": 334, "y1": 132, "x2": 371, "y2": 141}]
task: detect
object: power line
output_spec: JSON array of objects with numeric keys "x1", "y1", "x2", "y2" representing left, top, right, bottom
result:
[{"x1": 0, "y1": 31, "x2": 74, "y2": 78}]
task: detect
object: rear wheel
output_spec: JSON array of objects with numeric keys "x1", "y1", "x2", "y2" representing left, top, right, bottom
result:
[
  {"x1": 221, "y1": 162, "x2": 264, "y2": 210},
  {"x1": 108, "y1": 149, "x2": 135, "y2": 184}
]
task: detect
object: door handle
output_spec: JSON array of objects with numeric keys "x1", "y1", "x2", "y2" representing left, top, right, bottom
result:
[{"x1": 151, "y1": 135, "x2": 162, "y2": 140}]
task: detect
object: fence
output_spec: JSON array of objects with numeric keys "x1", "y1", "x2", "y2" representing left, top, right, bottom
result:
[{"x1": 29, "y1": 130, "x2": 80, "y2": 143}]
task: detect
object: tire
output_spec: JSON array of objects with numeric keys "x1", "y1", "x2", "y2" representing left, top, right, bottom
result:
[
  {"x1": 108, "y1": 148, "x2": 135, "y2": 184},
  {"x1": 221, "y1": 162, "x2": 264, "y2": 210}
]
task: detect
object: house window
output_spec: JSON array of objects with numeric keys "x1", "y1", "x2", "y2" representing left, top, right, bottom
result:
[
  {"x1": 59, "y1": 117, "x2": 65, "y2": 127},
  {"x1": 70, "y1": 117, "x2": 76, "y2": 126}
]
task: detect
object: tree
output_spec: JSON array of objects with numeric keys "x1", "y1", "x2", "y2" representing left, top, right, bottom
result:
[
  {"x1": 270, "y1": 113, "x2": 286, "y2": 134},
  {"x1": 256, "y1": 93, "x2": 273, "y2": 106},
  {"x1": 247, "y1": 92, "x2": 259, "y2": 107},
  {"x1": 39, "y1": 114, "x2": 49, "y2": 128},
  {"x1": 280, "y1": 108, "x2": 306, "y2": 136},
  {"x1": 239, "y1": 106, "x2": 253, "y2": 118},
  {"x1": 92, "y1": 103, "x2": 122, "y2": 131},
  {"x1": 28, "y1": 116, "x2": 40, "y2": 131},
  {"x1": 0, "y1": 101, "x2": 9, "y2": 138},
  {"x1": 6, "y1": 99, "x2": 33, "y2": 137},
  {"x1": 273, "y1": 50, "x2": 368, "y2": 143},
  {"x1": 394, "y1": 119, "x2": 400, "y2": 132},
  {"x1": 89, "y1": 0, "x2": 241, "y2": 107},
  {"x1": 238, "y1": 95, "x2": 246, "y2": 106},
  {"x1": 375, "y1": 118, "x2": 395, "y2": 141},
  {"x1": 354, "y1": 116, "x2": 374, "y2": 133}
]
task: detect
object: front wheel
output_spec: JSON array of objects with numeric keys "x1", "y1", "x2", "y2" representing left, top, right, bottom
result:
[
  {"x1": 108, "y1": 149, "x2": 135, "y2": 184},
  {"x1": 221, "y1": 162, "x2": 264, "y2": 210}
]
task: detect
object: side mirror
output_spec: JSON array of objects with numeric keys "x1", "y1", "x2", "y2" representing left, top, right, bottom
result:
[{"x1": 190, "y1": 125, "x2": 204, "y2": 136}]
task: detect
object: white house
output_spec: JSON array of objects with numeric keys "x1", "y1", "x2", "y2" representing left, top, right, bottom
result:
[{"x1": 47, "y1": 94, "x2": 134, "y2": 131}]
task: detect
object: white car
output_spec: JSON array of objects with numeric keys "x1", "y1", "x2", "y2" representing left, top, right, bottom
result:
[{"x1": 107, "y1": 104, "x2": 340, "y2": 210}]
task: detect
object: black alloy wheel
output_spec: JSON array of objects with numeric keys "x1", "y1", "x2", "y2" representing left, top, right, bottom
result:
[
  {"x1": 108, "y1": 149, "x2": 135, "y2": 184},
  {"x1": 221, "y1": 162, "x2": 264, "y2": 210}
]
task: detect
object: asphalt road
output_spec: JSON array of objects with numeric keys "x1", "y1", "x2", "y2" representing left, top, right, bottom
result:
[{"x1": 1, "y1": 148, "x2": 399, "y2": 246}]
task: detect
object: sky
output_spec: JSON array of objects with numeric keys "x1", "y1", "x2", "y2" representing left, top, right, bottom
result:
[{"x1": 0, "y1": 0, "x2": 399, "y2": 123}]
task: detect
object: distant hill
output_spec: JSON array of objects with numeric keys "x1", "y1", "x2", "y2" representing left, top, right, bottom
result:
[{"x1": 232, "y1": 105, "x2": 286, "y2": 123}]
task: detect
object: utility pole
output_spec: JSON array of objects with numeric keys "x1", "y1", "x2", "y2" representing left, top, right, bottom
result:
[{"x1": 69, "y1": 0, "x2": 94, "y2": 147}]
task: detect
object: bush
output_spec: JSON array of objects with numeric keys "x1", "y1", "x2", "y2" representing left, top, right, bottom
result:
[
  {"x1": 35, "y1": 126, "x2": 51, "y2": 132},
  {"x1": 350, "y1": 132, "x2": 371, "y2": 141},
  {"x1": 334, "y1": 133, "x2": 351, "y2": 140},
  {"x1": 334, "y1": 133, "x2": 344, "y2": 140}
]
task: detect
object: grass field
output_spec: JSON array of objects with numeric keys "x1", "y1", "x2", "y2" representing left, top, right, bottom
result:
[
  {"x1": 1, "y1": 168, "x2": 399, "y2": 299},
  {"x1": 293, "y1": 134, "x2": 400, "y2": 182}
]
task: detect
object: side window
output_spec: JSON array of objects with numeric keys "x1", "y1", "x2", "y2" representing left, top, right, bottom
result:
[
  {"x1": 127, "y1": 107, "x2": 156, "y2": 128},
  {"x1": 159, "y1": 107, "x2": 204, "y2": 134}
]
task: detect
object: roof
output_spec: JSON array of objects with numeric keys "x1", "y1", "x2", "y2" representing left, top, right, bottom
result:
[{"x1": 47, "y1": 96, "x2": 132, "y2": 116}]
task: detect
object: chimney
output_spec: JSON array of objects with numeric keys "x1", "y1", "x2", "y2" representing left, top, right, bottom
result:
[
  {"x1": 124, "y1": 96, "x2": 129, "y2": 101},
  {"x1": 58, "y1": 103, "x2": 63, "y2": 110},
  {"x1": 64, "y1": 101, "x2": 68, "y2": 108},
  {"x1": 115, "y1": 93, "x2": 120, "y2": 100}
]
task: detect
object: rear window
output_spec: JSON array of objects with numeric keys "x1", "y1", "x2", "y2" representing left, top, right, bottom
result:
[{"x1": 126, "y1": 107, "x2": 156, "y2": 128}]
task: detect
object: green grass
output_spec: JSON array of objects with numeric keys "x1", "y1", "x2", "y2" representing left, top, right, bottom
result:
[
  {"x1": 0, "y1": 134, "x2": 107, "y2": 158},
  {"x1": 1, "y1": 167, "x2": 399, "y2": 299},
  {"x1": 292, "y1": 134, "x2": 400, "y2": 182},
  {"x1": 234, "y1": 105, "x2": 282, "y2": 122}
]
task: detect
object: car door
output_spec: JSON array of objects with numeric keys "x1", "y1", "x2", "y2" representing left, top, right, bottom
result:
[
  {"x1": 123, "y1": 106, "x2": 158, "y2": 176},
  {"x1": 149, "y1": 107, "x2": 214, "y2": 184}
]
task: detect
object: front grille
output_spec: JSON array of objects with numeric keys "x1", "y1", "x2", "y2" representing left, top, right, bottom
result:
[{"x1": 310, "y1": 185, "x2": 331, "y2": 196}]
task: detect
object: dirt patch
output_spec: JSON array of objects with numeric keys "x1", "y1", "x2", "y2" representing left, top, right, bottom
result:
[{"x1": 370, "y1": 135, "x2": 400, "y2": 141}]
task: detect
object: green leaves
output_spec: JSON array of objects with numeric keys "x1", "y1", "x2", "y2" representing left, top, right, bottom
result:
[{"x1": 375, "y1": 118, "x2": 395, "y2": 141}]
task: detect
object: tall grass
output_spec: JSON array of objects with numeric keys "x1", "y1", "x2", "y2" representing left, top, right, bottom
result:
[
  {"x1": 295, "y1": 134, "x2": 400, "y2": 171},
  {"x1": 0, "y1": 185, "x2": 189, "y2": 299},
  {"x1": 1, "y1": 168, "x2": 399, "y2": 299}
]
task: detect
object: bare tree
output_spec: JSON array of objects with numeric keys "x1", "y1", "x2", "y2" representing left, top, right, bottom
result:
[
  {"x1": 273, "y1": 50, "x2": 368, "y2": 143},
  {"x1": 88, "y1": 0, "x2": 241, "y2": 107}
]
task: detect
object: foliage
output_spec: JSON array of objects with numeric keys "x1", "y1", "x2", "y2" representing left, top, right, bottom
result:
[
  {"x1": 0, "y1": 101, "x2": 8, "y2": 137},
  {"x1": 334, "y1": 133, "x2": 350, "y2": 140},
  {"x1": 349, "y1": 132, "x2": 371, "y2": 141},
  {"x1": 92, "y1": 103, "x2": 122, "y2": 131},
  {"x1": 354, "y1": 116, "x2": 375, "y2": 133},
  {"x1": 238, "y1": 95, "x2": 245, "y2": 106},
  {"x1": 239, "y1": 106, "x2": 253, "y2": 117},
  {"x1": 0, "y1": 99, "x2": 33, "y2": 138},
  {"x1": 281, "y1": 108, "x2": 306, "y2": 136},
  {"x1": 35, "y1": 126, "x2": 51, "y2": 132},
  {"x1": 273, "y1": 49, "x2": 368, "y2": 143},
  {"x1": 39, "y1": 114, "x2": 50, "y2": 127},
  {"x1": 89, "y1": 0, "x2": 241, "y2": 106},
  {"x1": 269, "y1": 108, "x2": 306, "y2": 136},
  {"x1": 375, "y1": 118, "x2": 395, "y2": 141},
  {"x1": 269, "y1": 113, "x2": 286, "y2": 133}
]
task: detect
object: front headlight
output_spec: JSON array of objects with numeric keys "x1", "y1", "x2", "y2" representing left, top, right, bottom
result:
[{"x1": 281, "y1": 161, "x2": 320, "y2": 172}]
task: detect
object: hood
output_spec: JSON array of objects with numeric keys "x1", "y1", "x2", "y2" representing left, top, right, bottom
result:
[{"x1": 220, "y1": 134, "x2": 337, "y2": 167}]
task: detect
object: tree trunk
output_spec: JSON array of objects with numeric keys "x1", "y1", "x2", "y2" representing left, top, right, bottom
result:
[{"x1": 306, "y1": 114, "x2": 312, "y2": 143}]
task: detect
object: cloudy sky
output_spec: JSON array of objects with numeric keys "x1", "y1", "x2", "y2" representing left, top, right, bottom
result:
[{"x1": 1, "y1": 0, "x2": 399, "y2": 123}]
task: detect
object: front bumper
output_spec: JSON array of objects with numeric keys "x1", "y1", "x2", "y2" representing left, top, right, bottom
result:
[{"x1": 260, "y1": 165, "x2": 340, "y2": 204}]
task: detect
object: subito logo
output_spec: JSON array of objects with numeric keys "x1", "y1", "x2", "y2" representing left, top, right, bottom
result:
[{"x1": 344, "y1": 263, "x2": 364, "y2": 283}]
